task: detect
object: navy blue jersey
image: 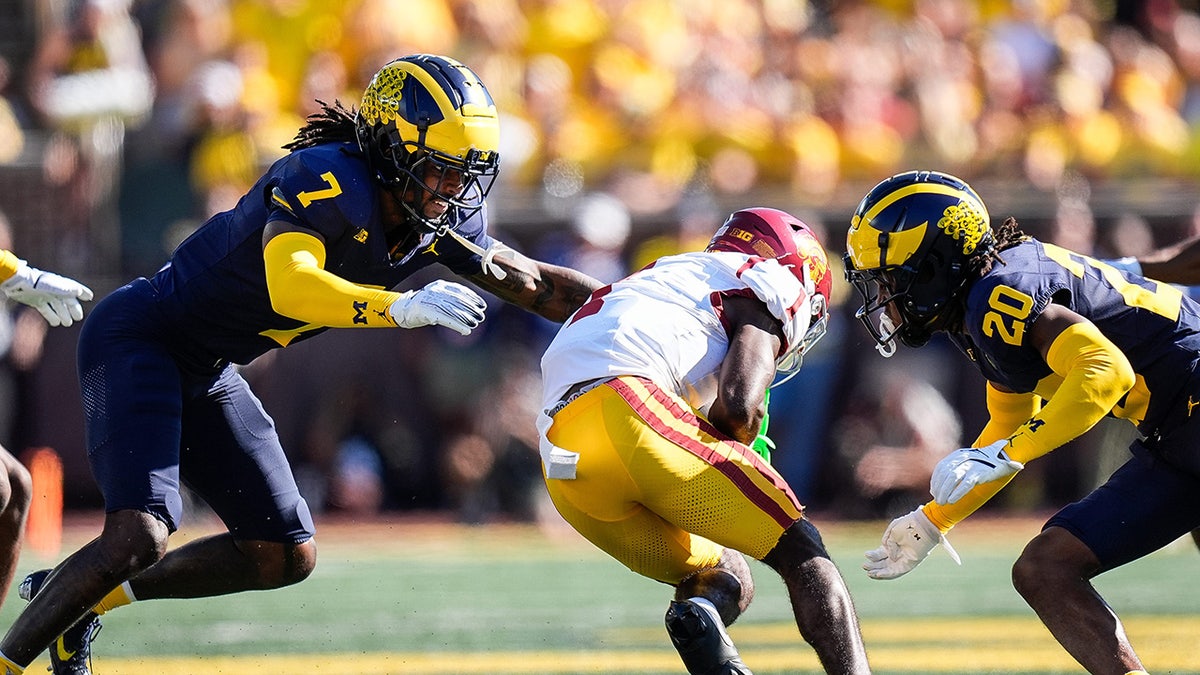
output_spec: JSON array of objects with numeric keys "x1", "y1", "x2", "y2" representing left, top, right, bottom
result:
[
  {"x1": 961, "y1": 238, "x2": 1200, "y2": 435},
  {"x1": 148, "y1": 141, "x2": 495, "y2": 365}
]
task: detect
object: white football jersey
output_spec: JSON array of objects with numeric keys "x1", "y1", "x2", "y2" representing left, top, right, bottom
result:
[{"x1": 540, "y1": 250, "x2": 808, "y2": 416}]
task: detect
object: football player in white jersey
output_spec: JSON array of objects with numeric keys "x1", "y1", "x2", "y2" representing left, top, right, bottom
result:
[{"x1": 539, "y1": 208, "x2": 871, "y2": 675}]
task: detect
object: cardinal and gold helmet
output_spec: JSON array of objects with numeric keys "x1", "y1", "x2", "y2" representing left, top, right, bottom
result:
[{"x1": 708, "y1": 207, "x2": 833, "y2": 378}]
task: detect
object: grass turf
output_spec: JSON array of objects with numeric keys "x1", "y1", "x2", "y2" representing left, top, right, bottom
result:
[{"x1": 5, "y1": 513, "x2": 1199, "y2": 674}]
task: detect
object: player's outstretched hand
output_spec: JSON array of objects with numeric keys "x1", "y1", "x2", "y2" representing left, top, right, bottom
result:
[
  {"x1": 1, "y1": 262, "x2": 94, "y2": 327},
  {"x1": 389, "y1": 279, "x2": 487, "y2": 335},
  {"x1": 863, "y1": 507, "x2": 960, "y2": 580},
  {"x1": 930, "y1": 438, "x2": 1024, "y2": 505}
]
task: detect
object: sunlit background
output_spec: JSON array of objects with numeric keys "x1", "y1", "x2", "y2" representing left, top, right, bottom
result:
[{"x1": 0, "y1": 0, "x2": 1198, "y2": 526}]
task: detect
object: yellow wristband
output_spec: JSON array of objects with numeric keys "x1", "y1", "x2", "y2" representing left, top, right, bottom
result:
[
  {"x1": 922, "y1": 472, "x2": 1018, "y2": 532},
  {"x1": 0, "y1": 250, "x2": 20, "y2": 281}
]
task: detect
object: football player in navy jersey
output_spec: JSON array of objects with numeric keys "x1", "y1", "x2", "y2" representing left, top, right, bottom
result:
[
  {"x1": 0, "y1": 54, "x2": 601, "y2": 675},
  {"x1": 843, "y1": 170, "x2": 1200, "y2": 675}
]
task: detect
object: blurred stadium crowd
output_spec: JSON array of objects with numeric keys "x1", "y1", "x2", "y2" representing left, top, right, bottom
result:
[{"x1": 0, "y1": 0, "x2": 1198, "y2": 524}]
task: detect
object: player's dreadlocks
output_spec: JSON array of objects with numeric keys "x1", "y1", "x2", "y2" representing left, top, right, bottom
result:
[
  {"x1": 283, "y1": 100, "x2": 358, "y2": 152},
  {"x1": 941, "y1": 217, "x2": 1029, "y2": 337},
  {"x1": 965, "y1": 216, "x2": 1028, "y2": 280}
]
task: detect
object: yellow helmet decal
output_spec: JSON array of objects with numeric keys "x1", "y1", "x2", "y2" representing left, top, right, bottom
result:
[
  {"x1": 358, "y1": 66, "x2": 405, "y2": 127},
  {"x1": 359, "y1": 58, "x2": 499, "y2": 162},
  {"x1": 795, "y1": 232, "x2": 830, "y2": 284},
  {"x1": 938, "y1": 200, "x2": 988, "y2": 255},
  {"x1": 848, "y1": 180, "x2": 989, "y2": 269},
  {"x1": 848, "y1": 215, "x2": 928, "y2": 269}
]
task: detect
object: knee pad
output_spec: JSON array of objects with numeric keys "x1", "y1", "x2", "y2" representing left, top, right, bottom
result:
[{"x1": 763, "y1": 518, "x2": 831, "y2": 569}]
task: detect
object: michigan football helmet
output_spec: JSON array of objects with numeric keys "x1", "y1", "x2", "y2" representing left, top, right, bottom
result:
[
  {"x1": 844, "y1": 170, "x2": 993, "y2": 355},
  {"x1": 356, "y1": 54, "x2": 500, "y2": 236},
  {"x1": 708, "y1": 207, "x2": 833, "y2": 380}
]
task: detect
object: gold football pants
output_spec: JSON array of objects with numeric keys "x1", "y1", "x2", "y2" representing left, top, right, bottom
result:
[{"x1": 544, "y1": 376, "x2": 804, "y2": 584}]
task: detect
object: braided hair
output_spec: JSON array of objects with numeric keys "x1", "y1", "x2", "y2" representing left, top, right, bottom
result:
[
  {"x1": 939, "y1": 217, "x2": 1028, "y2": 335},
  {"x1": 965, "y1": 216, "x2": 1028, "y2": 279},
  {"x1": 283, "y1": 100, "x2": 358, "y2": 152}
]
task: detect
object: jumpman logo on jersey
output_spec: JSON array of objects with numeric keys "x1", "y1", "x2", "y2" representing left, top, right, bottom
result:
[
  {"x1": 1188, "y1": 396, "x2": 1200, "y2": 417},
  {"x1": 422, "y1": 239, "x2": 440, "y2": 256}
]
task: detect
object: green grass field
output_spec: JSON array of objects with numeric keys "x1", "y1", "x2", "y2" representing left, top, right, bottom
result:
[{"x1": 6, "y1": 513, "x2": 1199, "y2": 674}]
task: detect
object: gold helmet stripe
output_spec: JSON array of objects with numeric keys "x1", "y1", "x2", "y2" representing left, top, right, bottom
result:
[
  {"x1": 404, "y1": 61, "x2": 499, "y2": 160},
  {"x1": 861, "y1": 181, "x2": 987, "y2": 223},
  {"x1": 848, "y1": 216, "x2": 928, "y2": 269},
  {"x1": 401, "y1": 57, "x2": 485, "y2": 118},
  {"x1": 848, "y1": 181, "x2": 988, "y2": 269}
]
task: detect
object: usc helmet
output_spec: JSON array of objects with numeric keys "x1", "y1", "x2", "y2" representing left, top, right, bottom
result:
[
  {"x1": 844, "y1": 170, "x2": 993, "y2": 354},
  {"x1": 356, "y1": 54, "x2": 500, "y2": 235},
  {"x1": 708, "y1": 207, "x2": 833, "y2": 379}
]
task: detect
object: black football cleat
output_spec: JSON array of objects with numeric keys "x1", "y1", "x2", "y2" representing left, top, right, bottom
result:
[
  {"x1": 19, "y1": 570, "x2": 102, "y2": 675},
  {"x1": 665, "y1": 599, "x2": 753, "y2": 675}
]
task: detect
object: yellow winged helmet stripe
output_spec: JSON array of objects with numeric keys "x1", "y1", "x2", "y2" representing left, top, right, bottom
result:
[
  {"x1": 848, "y1": 182, "x2": 988, "y2": 269},
  {"x1": 360, "y1": 59, "x2": 499, "y2": 161},
  {"x1": 848, "y1": 216, "x2": 927, "y2": 269}
]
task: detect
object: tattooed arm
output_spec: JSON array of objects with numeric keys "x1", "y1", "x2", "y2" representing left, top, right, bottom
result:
[{"x1": 462, "y1": 247, "x2": 604, "y2": 323}]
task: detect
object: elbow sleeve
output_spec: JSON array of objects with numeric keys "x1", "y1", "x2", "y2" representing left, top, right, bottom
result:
[
  {"x1": 1004, "y1": 321, "x2": 1135, "y2": 463},
  {"x1": 263, "y1": 230, "x2": 399, "y2": 328},
  {"x1": 925, "y1": 322, "x2": 1134, "y2": 534}
]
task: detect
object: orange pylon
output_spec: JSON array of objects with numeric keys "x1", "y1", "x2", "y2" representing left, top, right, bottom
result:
[{"x1": 22, "y1": 447, "x2": 62, "y2": 559}]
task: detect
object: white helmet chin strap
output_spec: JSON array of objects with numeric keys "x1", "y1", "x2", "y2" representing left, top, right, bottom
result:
[
  {"x1": 444, "y1": 228, "x2": 510, "y2": 280},
  {"x1": 876, "y1": 313, "x2": 898, "y2": 358}
]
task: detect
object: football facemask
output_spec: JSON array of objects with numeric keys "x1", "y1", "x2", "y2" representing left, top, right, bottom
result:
[
  {"x1": 844, "y1": 262, "x2": 908, "y2": 357},
  {"x1": 844, "y1": 170, "x2": 993, "y2": 355},
  {"x1": 774, "y1": 292, "x2": 829, "y2": 385},
  {"x1": 357, "y1": 54, "x2": 500, "y2": 237}
]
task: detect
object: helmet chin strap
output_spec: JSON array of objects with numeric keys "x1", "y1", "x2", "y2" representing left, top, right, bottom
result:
[
  {"x1": 444, "y1": 227, "x2": 510, "y2": 280},
  {"x1": 876, "y1": 313, "x2": 898, "y2": 358}
]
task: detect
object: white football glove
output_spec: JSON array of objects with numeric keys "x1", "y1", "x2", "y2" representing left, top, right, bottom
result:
[
  {"x1": 930, "y1": 438, "x2": 1025, "y2": 505},
  {"x1": 388, "y1": 279, "x2": 487, "y2": 336},
  {"x1": 0, "y1": 261, "x2": 94, "y2": 327},
  {"x1": 863, "y1": 507, "x2": 960, "y2": 580}
]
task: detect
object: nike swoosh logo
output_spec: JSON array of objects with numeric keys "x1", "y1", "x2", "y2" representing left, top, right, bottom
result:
[{"x1": 56, "y1": 636, "x2": 77, "y2": 661}]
